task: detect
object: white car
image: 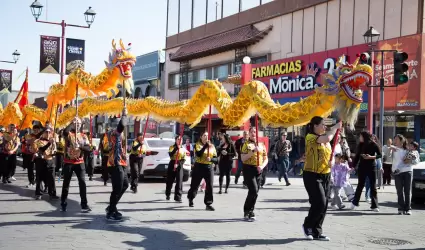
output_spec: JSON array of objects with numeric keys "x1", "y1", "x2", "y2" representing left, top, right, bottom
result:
[
  {"x1": 91, "y1": 138, "x2": 101, "y2": 170},
  {"x1": 128, "y1": 138, "x2": 191, "y2": 182}
]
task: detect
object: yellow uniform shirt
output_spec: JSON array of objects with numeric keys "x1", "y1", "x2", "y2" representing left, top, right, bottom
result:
[
  {"x1": 304, "y1": 133, "x2": 332, "y2": 174},
  {"x1": 169, "y1": 145, "x2": 186, "y2": 161},
  {"x1": 194, "y1": 142, "x2": 217, "y2": 164},
  {"x1": 130, "y1": 140, "x2": 147, "y2": 155},
  {"x1": 241, "y1": 140, "x2": 267, "y2": 166}
]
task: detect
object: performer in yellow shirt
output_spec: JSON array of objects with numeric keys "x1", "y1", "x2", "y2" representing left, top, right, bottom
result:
[
  {"x1": 166, "y1": 135, "x2": 186, "y2": 202},
  {"x1": 240, "y1": 127, "x2": 268, "y2": 221},
  {"x1": 187, "y1": 131, "x2": 217, "y2": 211},
  {"x1": 129, "y1": 133, "x2": 146, "y2": 193}
]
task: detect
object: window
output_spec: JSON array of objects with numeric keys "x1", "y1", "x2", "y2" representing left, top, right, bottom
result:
[
  {"x1": 241, "y1": 0, "x2": 260, "y2": 11},
  {"x1": 145, "y1": 139, "x2": 174, "y2": 148},
  {"x1": 252, "y1": 55, "x2": 268, "y2": 64},
  {"x1": 222, "y1": 0, "x2": 239, "y2": 18},
  {"x1": 199, "y1": 69, "x2": 207, "y2": 82},
  {"x1": 167, "y1": 0, "x2": 179, "y2": 36},
  {"x1": 169, "y1": 73, "x2": 180, "y2": 88},
  {"x1": 179, "y1": 0, "x2": 193, "y2": 32},
  {"x1": 214, "y1": 64, "x2": 229, "y2": 80},
  {"x1": 193, "y1": 0, "x2": 207, "y2": 28},
  {"x1": 207, "y1": 0, "x2": 222, "y2": 23}
]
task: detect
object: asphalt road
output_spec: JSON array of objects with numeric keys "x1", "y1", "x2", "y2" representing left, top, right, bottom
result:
[{"x1": 0, "y1": 168, "x2": 424, "y2": 250}]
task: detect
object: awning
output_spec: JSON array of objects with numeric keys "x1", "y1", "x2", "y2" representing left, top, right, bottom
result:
[{"x1": 170, "y1": 25, "x2": 273, "y2": 62}]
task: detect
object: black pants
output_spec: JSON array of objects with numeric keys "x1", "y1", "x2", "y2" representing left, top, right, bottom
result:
[
  {"x1": 0, "y1": 154, "x2": 7, "y2": 180},
  {"x1": 61, "y1": 163, "x2": 88, "y2": 207},
  {"x1": 7, "y1": 154, "x2": 17, "y2": 178},
  {"x1": 187, "y1": 163, "x2": 214, "y2": 206},
  {"x1": 382, "y1": 163, "x2": 392, "y2": 185},
  {"x1": 35, "y1": 158, "x2": 56, "y2": 196},
  {"x1": 23, "y1": 154, "x2": 35, "y2": 185},
  {"x1": 243, "y1": 164, "x2": 261, "y2": 213},
  {"x1": 109, "y1": 165, "x2": 129, "y2": 213},
  {"x1": 394, "y1": 171, "x2": 413, "y2": 211},
  {"x1": 218, "y1": 161, "x2": 232, "y2": 190},
  {"x1": 129, "y1": 154, "x2": 143, "y2": 188},
  {"x1": 55, "y1": 153, "x2": 64, "y2": 173},
  {"x1": 165, "y1": 161, "x2": 183, "y2": 200},
  {"x1": 303, "y1": 171, "x2": 330, "y2": 237},
  {"x1": 352, "y1": 167, "x2": 378, "y2": 208},
  {"x1": 85, "y1": 154, "x2": 94, "y2": 177},
  {"x1": 101, "y1": 155, "x2": 109, "y2": 183},
  {"x1": 260, "y1": 165, "x2": 268, "y2": 187}
]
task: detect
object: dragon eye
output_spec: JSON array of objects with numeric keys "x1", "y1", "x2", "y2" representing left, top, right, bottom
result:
[{"x1": 341, "y1": 68, "x2": 350, "y2": 73}]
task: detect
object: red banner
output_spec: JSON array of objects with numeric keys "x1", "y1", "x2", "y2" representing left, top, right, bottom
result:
[{"x1": 252, "y1": 34, "x2": 422, "y2": 111}]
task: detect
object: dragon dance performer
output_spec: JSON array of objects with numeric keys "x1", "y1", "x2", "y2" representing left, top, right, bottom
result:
[
  {"x1": 60, "y1": 117, "x2": 92, "y2": 212},
  {"x1": 22, "y1": 125, "x2": 44, "y2": 188},
  {"x1": 105, "y1": 108, "x2": 129, "y2": 221},
  {"x1": 83, "y1": 132, "x2": 95, "y2": 181},
  {"x1": 2, "y1": 124, "x2": 20, "y2": 184},
  {"x1": 240, "y1": 127, "x2": 268, "y2": 221},
  {"x1": 99, "y1": 125, "x2": 112, "y2": 186},
  {"x1": 129, "y1": 133, "x2": 146, "y2": 193},
  {"x1": 55, "y1": 130, "x2": 65, "y2": 175},
  {"x1": 166, "y1": 135, "x2": 186, "y2": 202},
  {"x1": 187, "y1": 131, "x2": 218, "y2": 211},
  {"x1": 32, "y1": 124, "x2": 58, "y2": 200}
]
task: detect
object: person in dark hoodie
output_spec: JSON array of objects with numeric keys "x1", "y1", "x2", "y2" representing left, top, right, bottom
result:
[
  {"x1": 187, "y1": 131, "x2": 218, "y2": 211},
  {"x1": 129, "y1": 132, "x2": 146, "y2": 193},
  {"x1": 217, "y1": 134, "x2": 236, "y2": 194}
]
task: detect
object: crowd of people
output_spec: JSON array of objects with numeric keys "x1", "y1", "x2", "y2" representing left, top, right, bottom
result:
[{"x1": 0, "y1": 113, "x2": 423, "y2": 240}]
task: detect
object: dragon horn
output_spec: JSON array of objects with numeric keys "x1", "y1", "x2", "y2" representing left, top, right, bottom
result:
[
  {"x1": 112, "y1": 39, "x2": 117, "y2": 50},
  {"x1": 120, "y1": 39, "x2": 126, "y2": 50},
  {"x1": 352, "y1": 57, "x2": 360, "y2": 67},
  {"x1": 335, "y1": 55, "x2": 346, "y2": 67}
]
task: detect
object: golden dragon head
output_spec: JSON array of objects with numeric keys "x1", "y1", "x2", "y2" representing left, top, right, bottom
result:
[
  {"x1": 317, "y1": 55, "x2": 373, "y2": 129},
  {"x1": 105, "y1": 39, "x2": 137, "y2": 79}
]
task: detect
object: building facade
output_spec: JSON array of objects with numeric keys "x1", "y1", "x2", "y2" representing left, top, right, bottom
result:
[{"x1": 164, "y1": 0, "x2": 425, "y2": 146}]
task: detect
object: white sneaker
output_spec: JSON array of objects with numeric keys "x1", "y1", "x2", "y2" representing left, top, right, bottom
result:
[
  {"x1": 11, "y1": 177, "x2": 16, "y2": 181},
  {"x1": 348, "y1": 203, "x2": 356, "y2": 210},
  {"x1": 372, "y1": 208, "x2": 379, "y2": 212},
  {"x1": 366, "y1": 198, "x2": 371, "y2": 203},
  {"x1": 331, "y1": 205, "x2": 338, "y2": 209},
  {"x1": 405, "y1": 210, "x2": 412, "y2": 215}
]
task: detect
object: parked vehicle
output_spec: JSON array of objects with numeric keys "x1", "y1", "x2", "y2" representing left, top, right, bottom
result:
[{"x1": 412, "y1": 161, "x2": 425, "y2": 204}]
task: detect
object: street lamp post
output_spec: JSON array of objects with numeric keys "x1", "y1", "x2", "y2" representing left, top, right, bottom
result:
[
  {"x1": 363, "y1": 27, "x2": 399, "y2": 144},
  {"x1": 0, "y1": 50, "x2": 21, "y2": 64},
  {"x1": 30, "y1": 0, "x2": 96, "y2": 86}
]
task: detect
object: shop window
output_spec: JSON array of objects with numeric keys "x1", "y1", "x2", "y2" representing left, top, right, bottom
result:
[
  {"x1": 214, "y1": 64, "x2": 229, "y2": 80},
  {"x1": 252, "y1": 55, "x2": 268, "y2": 64}
]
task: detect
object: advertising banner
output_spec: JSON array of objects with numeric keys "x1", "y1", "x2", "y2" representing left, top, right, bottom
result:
[
  {"x1": 132, "y1": 51, "x2": 160, "y2": 83},
  {"x1": 252, "y1": 34, "x2": 421, "y2": 111},
  {"x1": 65, "y1": 38, "x2": 85, "y2": 75},
  {"x1": 0, "y1": 69, "x2": 12, "y2": 92},
  {"x1": 39, "y1": 35, "x2": 60, "y2": 74}
]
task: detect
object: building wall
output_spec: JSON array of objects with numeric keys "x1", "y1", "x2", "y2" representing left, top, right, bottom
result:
[
  {"x1": 1, "y1": 91, "x2": 47, "y2": 108},
  {"x1": 164, "y1": 0, "x2": 420, "y2": 102}
]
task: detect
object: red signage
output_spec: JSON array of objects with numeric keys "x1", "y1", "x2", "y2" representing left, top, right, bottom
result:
[{"x1": 252, "y1": 34, "x2": 422, "y2": 111}]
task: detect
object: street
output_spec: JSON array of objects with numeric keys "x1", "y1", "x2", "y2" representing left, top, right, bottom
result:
[{"x1": 0, "y1": 169, "x2": 424, "y2": 250}]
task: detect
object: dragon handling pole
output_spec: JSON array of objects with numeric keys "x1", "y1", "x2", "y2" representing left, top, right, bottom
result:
[{"x1": 174, "y1": 123, "x2": 185, "y2": 170}]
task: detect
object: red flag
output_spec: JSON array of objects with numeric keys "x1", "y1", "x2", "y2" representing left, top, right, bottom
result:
[{"x1": 14, "y1": 68, "x2": 29, "y2": 110}]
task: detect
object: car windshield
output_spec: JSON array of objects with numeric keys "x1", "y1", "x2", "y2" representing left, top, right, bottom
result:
[{"x1": 145, "y1": 139, "x2": 174, "y2": 148}]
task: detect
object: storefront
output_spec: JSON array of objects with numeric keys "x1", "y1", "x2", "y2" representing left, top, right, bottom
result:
[{"x1": 251, "y1": 34, "x2": 423, "y2": 145}]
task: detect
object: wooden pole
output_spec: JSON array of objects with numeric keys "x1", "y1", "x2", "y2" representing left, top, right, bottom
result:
[
  {"x1": 142, "y1": 114, "x2": 150, "y2": 141},
  {"x1": 122, "y1": 81, "x2": 127, "y2": 152},
  {"x1": 174, "y1": 123, "x2": 185, "y2": 170},
  {"x1": 207, "y1": 105, "x2": 212, "y2": 156},
  {"x1": 255, "y1": 114, "x2": 259, "y2": 167},
  {"x1": 75, "y1": 84, "x2": 79, "y2": 141}
]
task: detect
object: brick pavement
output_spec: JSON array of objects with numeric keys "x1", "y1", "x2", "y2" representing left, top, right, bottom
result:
[{"x1": 0, "y1": 168, "x2": 424, "y2": 250}]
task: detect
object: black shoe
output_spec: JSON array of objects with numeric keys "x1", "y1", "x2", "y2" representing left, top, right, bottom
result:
[
  {"x1": 133, "y1": 187, "x2": 138, "y2": 194},
  {"x1": 286, "y1": 183, "x2": 291, "y2": 186},
  {"x1": 60, "y1": 203, "x2": 67, "y2": 212},
  {"x1": 302, "y1": 224, "x2": 314, "y2": 240},
  {"x1": 243, "y1": 212, "x2": 249, "y2": 220},
  {"x1": 175, "y1": 199, "x2": 182, "y2": 203},
  {"x1": 81, "y1": 205, "x2": 92, "y2": 213},
  {"x1": 235, "y1": 178, "x2": 238, "y2": 185},
  {"x1": 35, "y1": 195, "x2": 41, "y2": 200},
  {"x1": 166, "y1": 196, "x2": 170, "y2": 201},
  {"x1": 89, "y1": 176, "x2": 93, "y2": 181},
  {"x1": 278, "y1": 177, "x2": 282, "y2": 182},
  {"x1": 106, "y1": 212, "x2": 123, "y2": 221},
  {"x1": 104, "y1": 182, "x2": 107, "y2": 186},
  {"x1": 50, "y1": 195, "x2": 59, "y2": 200},
  {"x1": 189, "y1": 200, "x2": 194, "y2": 207},
  {"x1": 2, "y1": 178, "x2": 6, "y2": 184},
  {"x1": 313, "y1": 235, "x2": 330, "y2": 241},
  {"x1": 248, "y1": 212, "x2": 256, "y2": 221},
  {"x1": 206, "y1": 205, "x2": 215, "y2": 211},
  {"x1": 218, "y1": 190, "x2": 222, "y2": 194},
  {"x1": 225, "y1": 189, "x2": 228, "y2": 194},
  {"x1": 7, "y1": 179, "x2": 12, "y2": 184}
]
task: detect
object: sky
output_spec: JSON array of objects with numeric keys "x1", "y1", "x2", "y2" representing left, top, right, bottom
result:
[{"x1": 0, "y1": 0, "x2": 167, "y2": 92}]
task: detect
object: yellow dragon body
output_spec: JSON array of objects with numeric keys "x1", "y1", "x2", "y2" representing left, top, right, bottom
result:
[{"x1": 0, "y1": 40, "x2": 372, "y2": 130}]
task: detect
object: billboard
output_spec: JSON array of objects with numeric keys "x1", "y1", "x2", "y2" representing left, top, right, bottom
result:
[
  {"x1": 0, "y1": 69, "x2": 12, "y2": 92},
  {"x1": 39, "y1": 35, "x2": 60, "y2": 74},
  {"x1": 253, "y1": 34, "x2": 422, "y2": 111},
  {"x1": 65, "y1": 38, "x2": 85, "y2": 75},
  {"x1": 132, "y1": 51, "x2": 160, "y2": 82}
]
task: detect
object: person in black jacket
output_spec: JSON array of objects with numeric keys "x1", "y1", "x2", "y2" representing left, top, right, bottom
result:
[
  {"x1": 187, "y1": 131, "x2": 218, "y2": 211},
  {"x1": 217, "y1": 134, "x2": 236, "y2": 194},
  {"x1": 166, "y1": 135, "x2": 186, "y2": 202},
  {"x1": 349, "y1": 131, "x2": 382, "y2": 211},
  {"x1": 234, "y1": 131, "x2": 248, "y2": 185},
  {"x1": 83, "y1": 132, "x2": 95, "y2": 181},
  {"x1": 129, "y1": 133, "x2": 146, "y2": 193}
]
